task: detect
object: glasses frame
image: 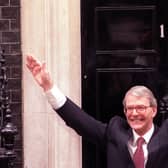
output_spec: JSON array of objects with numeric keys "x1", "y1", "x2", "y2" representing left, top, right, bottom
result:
[{"x1": 125, "y1": 105, "x2": 151, "y2": 114}]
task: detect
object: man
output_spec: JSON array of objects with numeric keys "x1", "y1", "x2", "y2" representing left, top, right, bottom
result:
[{"x1": 26, "y1": 55, "x2": 168, "y2": 168}]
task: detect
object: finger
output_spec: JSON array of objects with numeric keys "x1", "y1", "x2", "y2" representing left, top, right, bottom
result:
[
  {"x1": 26, "y1": 55, "x2": 35, "y2": 64},
  {"x1": 26, "y1": 61, "x2": 36, "y2": 71},
  {"x1": 32, "y1": 66, "x2": 42, "y2": 76},
  {"x1": 26, "y1": 55, "x2": 35, "y2": 69},
  {"x1": 26, "y1": 61, "x2": 34, "y2": 72},
  {"x1": 29, "y1": 61, "x2": 42, "y2": 72},
  {"x1": 26, "y1": 55, "x2": 36, "y2": 61},
  {"x1": 26, "y1": 55, "x2": 40, "y2": 66},
  {"x1": 26, "y1": 63, "x2": 31, "y2": 71},
  {"x1": 26, "y1": 62, "x2": 38, "y2": 73}
]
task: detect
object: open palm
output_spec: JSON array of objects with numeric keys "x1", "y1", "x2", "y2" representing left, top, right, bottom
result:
[{"x1": 26, "y1": 55, "x2": 53, "y2": 91}]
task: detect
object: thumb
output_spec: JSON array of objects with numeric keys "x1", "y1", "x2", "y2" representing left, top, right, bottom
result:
[{"x1": 41, "y1": 62, "x2": 47, "y2": 73}]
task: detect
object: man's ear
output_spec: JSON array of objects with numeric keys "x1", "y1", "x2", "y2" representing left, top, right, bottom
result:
[
  {"x1": 123, "y1": 108, "x2": 126, "y2": 114},
  {"x1": 152, "y1": 107, "x2": 157, "y2": 118}
]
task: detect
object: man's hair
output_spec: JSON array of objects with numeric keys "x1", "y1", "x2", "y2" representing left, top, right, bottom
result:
[{"x1": 122, "y1": 85, "x2": 157, "y2": 107}]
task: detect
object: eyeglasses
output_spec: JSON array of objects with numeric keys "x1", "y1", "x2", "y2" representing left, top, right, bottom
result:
[{"x1": 125, "y1": 105, "x2": 151, "y2": 113}]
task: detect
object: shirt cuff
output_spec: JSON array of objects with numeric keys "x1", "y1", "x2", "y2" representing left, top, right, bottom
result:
[{"x1": 45, "y1": 85, "x2": 67, "y2": 110}]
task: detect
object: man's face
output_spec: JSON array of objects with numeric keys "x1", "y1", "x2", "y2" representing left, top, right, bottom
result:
[{"x1": 124, "y1": 94, "x2": 157, "y2": 136}]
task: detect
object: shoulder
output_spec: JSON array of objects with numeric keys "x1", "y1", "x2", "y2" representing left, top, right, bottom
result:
[
  {"x1": 154, "y1": 119, "x2": 168, "y2": 138},
  {"x1": 159, "y1": 119, "x2": 168, "y2": 130},
  {"x1": 159, "y1": 119, "x2": 168, "y2": 127},
  {"x1": 108, "y1": 116, "x2": 128, "y2": 127},
  {"x1": 106, "y1": 116, "x2": 130, "y2": 137}
]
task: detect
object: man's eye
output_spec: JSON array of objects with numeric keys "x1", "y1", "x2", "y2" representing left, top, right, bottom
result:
[
  {"x1": 137, "y1": 106, "x2": 146, "y2": 110},
  {"x1": 126, "y1": 107, "x2": 134, "y2": 111},
  {"x1": 137, "y1": 107, "x2": 145, "y2": 110}
]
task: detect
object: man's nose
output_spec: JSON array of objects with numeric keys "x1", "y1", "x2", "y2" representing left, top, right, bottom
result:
[{"x1": 131, "y1": 108, "x2": 139, "y2": 115}]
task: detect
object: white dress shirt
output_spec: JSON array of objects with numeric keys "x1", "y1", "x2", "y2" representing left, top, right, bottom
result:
[
  {"x1": 45, "y1": 85, "x2": 67, "y2": 109},
  {"x1": 128, "y1": 125, "x2": 154, "y2": 167}
]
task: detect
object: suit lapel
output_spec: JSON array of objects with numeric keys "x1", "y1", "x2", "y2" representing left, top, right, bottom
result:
[
  {"x1": 146, "y1": 126, "x2": 159, "y2": 168},
  {"x1": 119, "y1": 128, "x2": 135, "y2": 165}
]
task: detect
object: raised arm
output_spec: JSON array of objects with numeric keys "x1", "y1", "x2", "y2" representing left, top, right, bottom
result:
[
  {"x1": 26, "y1": 55, "x2": 107, "y2": 145},
  {"x1": 26, "y1": 55, "x2": 53, "y2": 92}
]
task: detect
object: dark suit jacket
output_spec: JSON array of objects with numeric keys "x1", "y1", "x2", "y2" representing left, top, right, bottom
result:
[{"x1": 56, "y1": 98, "x2": 168, "y2": 168}]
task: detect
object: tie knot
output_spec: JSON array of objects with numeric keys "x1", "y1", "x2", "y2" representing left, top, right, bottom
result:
[{"x1": 136, "y1": 137, "x2": 145, "y2": 147}]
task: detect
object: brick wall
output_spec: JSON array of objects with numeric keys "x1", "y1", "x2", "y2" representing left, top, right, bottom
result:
[{"x1": 0, "y1": 0, "x2": 22, "y2": 167}]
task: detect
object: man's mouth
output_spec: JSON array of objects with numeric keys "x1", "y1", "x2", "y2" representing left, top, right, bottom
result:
[{"x1": 129, "y1": 118, "x2": 144, "y2": 123}]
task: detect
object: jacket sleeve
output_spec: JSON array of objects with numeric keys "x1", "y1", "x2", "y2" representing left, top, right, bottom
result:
[{"x1": 56, "y1": 98, "x2": 107, "y2": 145}]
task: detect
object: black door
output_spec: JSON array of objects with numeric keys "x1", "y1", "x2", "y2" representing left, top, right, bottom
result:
[{"x1": 81, "y1": 0, "x2": 168, "y2": 167}]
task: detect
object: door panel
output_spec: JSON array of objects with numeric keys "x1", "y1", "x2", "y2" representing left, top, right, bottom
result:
[
  {"x1": 81, "y1": 0, "x2": 168, "y2": 167},
  {"x1": 95, "y1": 6, "x2": 157, "y2": 51}
]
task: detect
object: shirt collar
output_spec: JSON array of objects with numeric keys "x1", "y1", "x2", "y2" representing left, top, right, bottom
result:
[{"x1": 132, "y1": 124, "x2": 154, "y2": 146}]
